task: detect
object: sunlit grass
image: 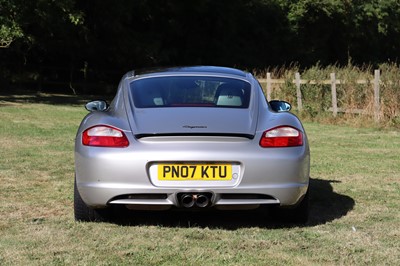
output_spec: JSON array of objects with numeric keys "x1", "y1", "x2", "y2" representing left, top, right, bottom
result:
[{"x1": 0, "y1": 95, "x2": 399, "y2": 265}]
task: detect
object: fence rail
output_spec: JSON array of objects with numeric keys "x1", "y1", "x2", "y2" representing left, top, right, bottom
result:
[{"x1": 258, "y1": 70, "x2": 382, "y2": 122}]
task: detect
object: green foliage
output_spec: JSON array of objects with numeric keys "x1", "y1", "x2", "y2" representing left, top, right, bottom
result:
[
  {"x1": 0, "y1": 0, "x2": 24, "y2": 47},
  {"x1": 0, "y1": 0, "x2": 83, "y2": 47},
  {"x1": 1, "y1": 0, "x2": 400, "y2": 93},
  {"x1": 301, "y1": 65, "x2": 332, "y2": 117},
  {"x1": 378, "y1": 63, "x2": 400, "y2": 126}
]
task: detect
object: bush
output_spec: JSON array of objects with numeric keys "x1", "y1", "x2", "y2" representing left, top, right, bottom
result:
[{"x1": 257, "y1": 63, "x2": 400, "y2": 128}]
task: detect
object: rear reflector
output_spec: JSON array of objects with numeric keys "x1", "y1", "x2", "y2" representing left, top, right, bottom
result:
[
  {"x1": 82, "y1": 125, "x2": 129, "y2": 147},
  {"x1": 260, "y1": 126, "x2": 303, "y2": 147}
]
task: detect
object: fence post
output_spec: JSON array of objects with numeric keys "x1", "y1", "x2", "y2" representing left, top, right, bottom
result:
[
  {"x1": 330, "y1": 73, "x2": 338, "y2": 117},
  {"x1": 295, "y1": 72, "x2": 302, "y2": 111},
  {"x1": 374, "y1": 69, "x2": 380, "y2": 122},
  {"x1": 266, "y1": 72, "x2": 272, "y2": 101}
]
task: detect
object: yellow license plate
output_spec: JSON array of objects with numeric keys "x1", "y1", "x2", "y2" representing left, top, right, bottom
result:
[{"x1": 158, "y1": 164, "x2": 232, "y2": 180}]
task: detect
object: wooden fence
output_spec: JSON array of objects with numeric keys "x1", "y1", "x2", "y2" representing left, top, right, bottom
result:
[{"x1": 258, "y1": 70, "x2": 381, "y2": 122}]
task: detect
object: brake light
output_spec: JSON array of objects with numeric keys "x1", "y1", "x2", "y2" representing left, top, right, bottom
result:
[
  {"x1": 260, "y1": 126, "x2": 303, "y2": 147},
  {"x1": 82, "y1": 125, "x2": 129, "y2": 147}
]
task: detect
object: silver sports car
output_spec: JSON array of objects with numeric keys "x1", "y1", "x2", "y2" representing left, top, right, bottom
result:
[{"x1": 74, "y1": 66, "x2": 310, "y2": 223}]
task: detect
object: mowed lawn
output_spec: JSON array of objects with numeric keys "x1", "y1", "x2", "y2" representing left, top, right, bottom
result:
[{"x1": 0, "y1": 93, "x2": 399, "y2": 265}]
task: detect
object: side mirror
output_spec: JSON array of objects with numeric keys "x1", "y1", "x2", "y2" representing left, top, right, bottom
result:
[
  {"x1": 269, "y1": 100, "x2": 291, "y2": 112},
  {"x1": 85, "y1": 100, "x2": 109, "y2": 112}
]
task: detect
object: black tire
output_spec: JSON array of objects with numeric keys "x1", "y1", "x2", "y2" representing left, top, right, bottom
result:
[
  {"x1": 74, "y1": 178, "x2": 111, "y2": 222},
  {"x1": 274, "y1": 190, "x2": 309, "y2": 225}
]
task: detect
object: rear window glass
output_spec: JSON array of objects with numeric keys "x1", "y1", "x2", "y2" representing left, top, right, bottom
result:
[{"x1": 130, "y1": 76, "x2": 251, "y2": 108}]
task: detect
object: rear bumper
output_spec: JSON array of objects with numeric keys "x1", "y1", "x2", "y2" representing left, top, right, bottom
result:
[
  {"x1": 77, "y1": 182, "x2": 308, "y2": 208},
  {"x1": 75, "y1": 135, "x2": 310, "y2": 208}
]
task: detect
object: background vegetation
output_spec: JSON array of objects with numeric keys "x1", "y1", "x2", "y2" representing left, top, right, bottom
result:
[
  {"x1": 258, "y1": 63, "x2": 400, "y2": 128},
  {"x1": 0, "y1": 96, "x2": 399, "y2": 265},
  {"x1": 1, "y1": 0, "x2": 400, "y2": 93}
]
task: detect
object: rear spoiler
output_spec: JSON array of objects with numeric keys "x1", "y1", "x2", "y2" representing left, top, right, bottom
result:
[{"x1": 135, "y1": 133, "x2": 254, "y2": 139}]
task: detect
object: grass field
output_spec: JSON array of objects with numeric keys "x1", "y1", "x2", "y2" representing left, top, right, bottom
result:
[{"x1": 0, "y1": 93, "x2": 399, "y2": 265}]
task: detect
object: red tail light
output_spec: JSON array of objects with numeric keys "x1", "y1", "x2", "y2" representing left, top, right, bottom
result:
[
  {"x1": 82, "y1": 125, "x2": 129, "y2": 147},
  {"x1": 260, "y1": 126, "x2": 303, "y2": 148}
]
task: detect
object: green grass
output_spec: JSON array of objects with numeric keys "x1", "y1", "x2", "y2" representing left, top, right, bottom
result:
[{"x1": 0, "y1": 93, "x2": 399, "y2": 265}]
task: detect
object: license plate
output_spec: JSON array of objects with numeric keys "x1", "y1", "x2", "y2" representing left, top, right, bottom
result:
[{"x1": 158, "y1": 164, "x2": 232, "y2": 181}]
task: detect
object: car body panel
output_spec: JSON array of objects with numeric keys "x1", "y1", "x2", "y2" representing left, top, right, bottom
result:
[{"x1": 126, "y1": 107, "x2": 258, "y2": 137}]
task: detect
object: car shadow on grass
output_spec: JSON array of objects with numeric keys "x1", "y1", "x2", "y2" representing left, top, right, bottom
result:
[
  {"x1": 0, "y1": 90, "x2": 109, "y2": 106},
  {"x1": 111, "y1": 178, "x2": 355, "y2": 229}
]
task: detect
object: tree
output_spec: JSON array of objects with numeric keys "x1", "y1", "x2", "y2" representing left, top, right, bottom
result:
[
  {"x1": 0, "y1": 0, "x2": 84, "y2": 48},
  {"x1": 0, "y1": 0, "x2": 24, "y2": 48},
  {"x1": 2, "y1": 0, "x2": 400, "y2": 94}
]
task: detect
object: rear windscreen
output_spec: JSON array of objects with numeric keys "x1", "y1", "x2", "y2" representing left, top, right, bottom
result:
[{"x1": 130, "y1": 76, "x2": 251, "y2": 108}]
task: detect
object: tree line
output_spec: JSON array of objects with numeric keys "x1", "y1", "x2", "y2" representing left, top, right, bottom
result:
[{"x1": 1, "y1": 0, "x2": 400, "y2": 93}]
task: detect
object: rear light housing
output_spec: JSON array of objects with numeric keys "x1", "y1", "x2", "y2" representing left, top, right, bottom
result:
[
  {"x1": 260, "y1": 126, "x2": 303, "y2": 148},
  {"x1": 82, "y1": 125, "x2": 129, "y2": 147}
]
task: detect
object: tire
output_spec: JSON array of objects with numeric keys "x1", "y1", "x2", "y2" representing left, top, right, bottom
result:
[
  {"x1": 274, "y1": 190, "x2": 309, "y2": 225},
  {"x1": 74, "y1": 178, "x2": 111, "y2": 222}
]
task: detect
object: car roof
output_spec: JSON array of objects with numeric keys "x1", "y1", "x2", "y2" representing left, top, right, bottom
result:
[{"x1": 133, "y1": 66, "x2": 249, "y2": 78}]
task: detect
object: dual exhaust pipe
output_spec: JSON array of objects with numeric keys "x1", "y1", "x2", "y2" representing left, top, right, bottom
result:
[{"x1": 179, "y1": 193, "x2": 211, "y2": 208}]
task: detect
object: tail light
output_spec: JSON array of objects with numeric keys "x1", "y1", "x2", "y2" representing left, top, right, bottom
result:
[
  {"x1": 82, "y1": 125, "x2": 129, "y2": 147},
  {"x1": 260, "y1": 126, "x2": 303, "y2": 148}
]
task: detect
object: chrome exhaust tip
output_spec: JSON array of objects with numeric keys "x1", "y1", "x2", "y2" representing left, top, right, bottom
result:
[
  {"x1": 181, "y1": 194, "x2": 195, "y2": 208},
  {"x1": 195, "y1": 194, "x2": 210, "y2": 208}
]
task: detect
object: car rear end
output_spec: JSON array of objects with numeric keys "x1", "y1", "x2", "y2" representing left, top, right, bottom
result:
[{"x1": 74, "y1": 67, "x2": 310, "y2": 222}]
